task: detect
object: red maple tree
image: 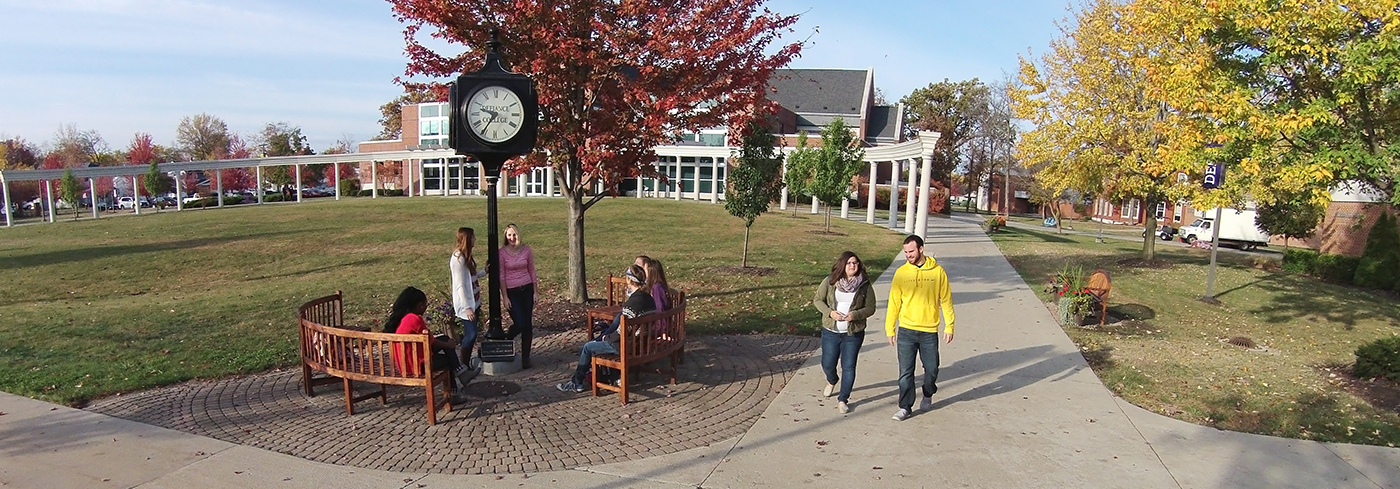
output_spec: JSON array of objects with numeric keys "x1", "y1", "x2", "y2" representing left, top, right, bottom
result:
[
  {"x1": 127, "y1": 133, "x2": 159, "y2": 165},
  {"x1": 389, "y1": 0, "x2": 803, "y2": 301}
]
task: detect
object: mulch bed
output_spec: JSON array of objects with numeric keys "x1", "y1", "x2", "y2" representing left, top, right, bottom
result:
[{"x1": 1319, "y1": 364, "x2": 1400, "y2": 414}]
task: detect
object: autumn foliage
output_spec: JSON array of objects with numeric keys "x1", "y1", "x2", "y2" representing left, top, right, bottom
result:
[{"x1": 388, "y1": 0, "x2": 804, "y2": 301}]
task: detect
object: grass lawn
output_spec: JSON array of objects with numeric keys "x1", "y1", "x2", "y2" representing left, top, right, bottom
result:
[
  {"x1": 0, "y1": 197, "x2": 903, "y2": 406},
  {"x1": 989, "y1": 225, "x2": 1400, "y2": 447}
]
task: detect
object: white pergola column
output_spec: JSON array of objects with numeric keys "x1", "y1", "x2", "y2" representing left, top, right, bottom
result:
[
  {"x1": 89, "y1": 178, "x2": 99, "y2": 219},
  {"x1": 904, "y1": 158, "x2": 917, "y2": 234},
  {"x1": 674, "y1": 173, "x2": 681, "y2": 201},
  {"x1": 779, "y1": 158, "x2": 788, "y2": 210},
  {"x1": 333, "y1": 163, "x2": 341, "y2": 200},
  {"x1": 635, "y1": 176, "x2": 643, "y2": 198},
  {"x1": 889, "y1": 160, "x2": 901, "y2": 228},
  {"x1": 215, "y1": 170, "x2": 224, "y2": 208},
  {"x1": 294, "y1": 165, "x2": 302, "y2": 202},
  {"x1": 710, "y1": 163, "x2": 719, "y2": 203},
  {"x1": 459, "y1": 161, "x2": 467, "y2": 196},
  {"x1": 1, "y1": 175, "x2": 11, "y2": 227},
  {"x1": 810, "y1": 196, "x2": 819, "y2": 214},
  {"x1": 44, "y1": 180, "x2": 55, "y2": 223},
  {"x1": 175, "y1": 173, "x2": 184, "y2": 210},
  {"x1": 519, "y1": 173, "x2": 527, "y2": 196},
  {"x1": 841, "y1": 195, "x2": 850, "y2": 218},
  {"x1": 498, "y1": 173, "x2": 506, "y2": 197},
  {"x1": 915, "y1": 151, "x2": 934, "y2": 240},
  {"x1": 866, "y1": 160, "x2": 878, "y2": 224},
  {"x1": 132, "y1": 175, "x2": 142, "y2": 214},
  {"x1": 406, "y1": 160, "x2": 414, "y2": 198},
  {"x1": 255, "y1": 167, "x2": 263, "y2": 204},
  {"x1": 371, "y1": 161, "x2": 379, "y2": 199},
  {"x1": 546, "y1": 167, "x2": 555, "y2": 196}
]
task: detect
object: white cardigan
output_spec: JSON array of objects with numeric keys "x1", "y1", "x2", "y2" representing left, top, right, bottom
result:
[{"x1": 450, "y1": 251, "x2": 488, "y2": 320}]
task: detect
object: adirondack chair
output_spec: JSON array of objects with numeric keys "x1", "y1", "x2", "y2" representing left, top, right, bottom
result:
[{"x1": 1084, "y1": 270, "x2": 1111, "y2": 326}]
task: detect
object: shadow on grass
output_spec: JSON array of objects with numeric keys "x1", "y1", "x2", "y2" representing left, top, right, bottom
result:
[
  {"x1": 1109, "y1": 303, "x2": 1156, "y2": 321},
  {"x1": 996, "y1": 226, "x2": 1078, "y2": 243},
  {"x1": 0, "y1": 230, "x2": 313, "y2": 270},
  {"x1": 1247, "y1": 271, "x2": 1400, "y2": 329}
]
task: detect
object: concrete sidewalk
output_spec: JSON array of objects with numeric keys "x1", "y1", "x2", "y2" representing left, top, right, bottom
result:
[{"x1": 2, "y1": 213, "x2": 1397, "y2": 488}]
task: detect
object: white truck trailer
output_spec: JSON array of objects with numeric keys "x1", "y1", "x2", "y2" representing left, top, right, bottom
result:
[{"x1": 1177, "y1": 208, "x2": 1272, "y2": 250}]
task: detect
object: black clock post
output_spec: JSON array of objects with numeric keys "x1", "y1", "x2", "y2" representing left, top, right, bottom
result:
[{"x1": 448, "y1": 29, "x2": 540, "y2": 365}]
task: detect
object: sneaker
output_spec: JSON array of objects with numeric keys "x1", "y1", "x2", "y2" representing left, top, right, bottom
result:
[
  {"x1": 892, "y1": 408, "x2": 910, "y2": 421},
  {"x1": 822, "y1": 383, "x2": 836, "y2": 397},
  {"x1": 838, "y1": 401, "x2": 850, "y2": 414},
  {"x1": 556, "y1": 381, "x2": 585, "y2": 393},
  {"x1": 455, "y1": 367, "x2": 474, "y2": 387},
  {"x1": 920, "y1": 396, "x2": 933, "y2": 411},
  {"x1": 449, "y1": 391, "x2": 470, "y2": 405}
]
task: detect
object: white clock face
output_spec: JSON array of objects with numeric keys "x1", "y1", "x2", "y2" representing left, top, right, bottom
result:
[{"x1": 466, "y1": 86, "x2": 524, "y2": 144}]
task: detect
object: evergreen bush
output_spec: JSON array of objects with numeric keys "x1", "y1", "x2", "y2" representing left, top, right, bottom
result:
[
  {"x1": 1282, "y1": 248, "x2": 1316, "y2": 274},
  {"x1": 1353, "y1": 212, "x2": 1400, "y2": 290},
  {"x1": 1354, "y1": 336, "x2": 1400, "y2": 383},
  {"x1": 338, "y1": 178, "x2": 360, "y2": 198},
  {"x1": 1312, "y1": 254, "x2": 1361, "y2": 284}
]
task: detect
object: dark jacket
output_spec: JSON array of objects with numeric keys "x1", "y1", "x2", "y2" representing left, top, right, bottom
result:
[{"x1": 813, "y1": 276, "x2": 877, "y2": 334}]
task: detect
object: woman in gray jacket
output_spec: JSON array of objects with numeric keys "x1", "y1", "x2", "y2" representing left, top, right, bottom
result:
[{"x1": 813, "y1": 251, "x2": 877, "y2": 414}]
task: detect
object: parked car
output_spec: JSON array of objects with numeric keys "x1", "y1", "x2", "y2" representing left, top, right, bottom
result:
[
  {"x1": 117, "y1": 197, "x2": 137, "y2": 210},
  {"x1": 1141, "y1": 224, "x2": 1177, "y2": 241}
]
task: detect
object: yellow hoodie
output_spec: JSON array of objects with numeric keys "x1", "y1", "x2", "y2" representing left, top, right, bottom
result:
[{"x1": 885, "y1": 255, "x2": 955, "y2": 336}]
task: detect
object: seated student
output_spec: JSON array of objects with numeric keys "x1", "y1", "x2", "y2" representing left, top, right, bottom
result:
[
  {"x1": 385, "y1": 286, "x2": 473, "y2": 404},
  {"x1": 557, "y1": 264, "x2": 655, "y2": 393},
  {"x1": 644, "y1": 257, "x2": 671, "y2": 312}
]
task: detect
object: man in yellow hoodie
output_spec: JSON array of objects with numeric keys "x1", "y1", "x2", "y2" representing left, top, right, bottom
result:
[{"x1": 886, "y1": 234, "x2": 955, "y2": 421}]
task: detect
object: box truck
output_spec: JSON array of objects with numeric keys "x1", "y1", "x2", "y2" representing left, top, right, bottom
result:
[{"x1": 1177, "y1": 208, "x2": 1271, "y2": 250}]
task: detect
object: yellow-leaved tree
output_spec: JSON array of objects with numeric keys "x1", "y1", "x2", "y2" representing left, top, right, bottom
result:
[
  {"x1": 1128, "y1": 0, "x2": 1400, "y2": 208},
  {"x1": 1011, "y1": 0, "x2": 1209, "y2": 260}
]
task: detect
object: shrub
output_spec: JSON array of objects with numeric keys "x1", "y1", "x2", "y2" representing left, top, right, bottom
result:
[
  {"x1": 383, "y1": 189, "x2": 405, "y2": 197},
  {"x1": 338, "y1": 178, "x2": 360, "y2": 198},
  {"x1": 1311, "y1": 254, "x2": 1361, "y2": 284},
  {"x1": 1353, "y1": 211, "x2": 1400, "y2": 290},
  {"x1": 264, "y1": 193, "x2": 284, "y2": 202},
  {"x1": 1354, "y1": 336, "x2": 1400, "y2": 382},
  {"x1": 222, "y1": 196, "x2": 243, "y2": 206},
  {"x1": 357, "y1": 189, "x2": 373, "y2": 197},
  {"x1": 1282, "y1": 248, "x2": 1316, "y2": 274}
]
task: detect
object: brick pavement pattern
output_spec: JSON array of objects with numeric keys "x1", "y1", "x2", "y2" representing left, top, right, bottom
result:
[{"x1": 86, "y1": 330, "x2": 816, "y2": 475}]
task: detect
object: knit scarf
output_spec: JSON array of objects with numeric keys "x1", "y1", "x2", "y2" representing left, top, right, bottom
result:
[{"x1": 836, "y1": 275, "x2": 863, "y2": 293}]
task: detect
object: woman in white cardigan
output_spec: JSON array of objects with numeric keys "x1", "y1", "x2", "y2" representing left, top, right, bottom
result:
[{"x1": 451, "y1": 227, "x2": 488, "y2": 373}]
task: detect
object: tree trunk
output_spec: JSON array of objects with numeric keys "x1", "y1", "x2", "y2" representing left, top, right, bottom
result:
[
  {"x1": 564, "y1": 186, "x2": 589, "y2": 303},
  {"x1": 1142, "y1": 202, "x2": 1158, "y2": 261},
  {"x1": 824, "y1": 204, "x2": 831, "y2": 233},
  {"x1": 742, "y1": 225, "x2": 750, "y2": 267}
]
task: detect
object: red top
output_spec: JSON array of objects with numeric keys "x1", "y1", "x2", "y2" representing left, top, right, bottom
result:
[
  {"x1": 391, "y1": 312, "x2": 428, "y2": 376},
  {"x1": 498, "y1": 245, "x2": 537, "y2": 290}
]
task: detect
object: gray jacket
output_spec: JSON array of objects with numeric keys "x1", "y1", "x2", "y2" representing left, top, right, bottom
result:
[{"x1": 813, "y1": 277, "x2": 877, "y2": 334}]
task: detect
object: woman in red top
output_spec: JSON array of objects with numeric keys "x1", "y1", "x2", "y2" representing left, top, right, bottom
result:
[
  {"x1": 499, "y1": 223, "x2": 539, "y2": 369},
  {"x1": 384, "y1": 286, "x2": 472, "y2": 404}
]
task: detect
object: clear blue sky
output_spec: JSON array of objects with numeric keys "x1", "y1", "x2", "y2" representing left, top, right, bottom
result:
[{"x1": 0, "y1": 0, "x2": 1067, "y2": 154}]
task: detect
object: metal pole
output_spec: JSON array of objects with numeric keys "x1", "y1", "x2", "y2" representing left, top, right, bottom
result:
[
  {"x1": 1203, "y1": 206, "x2": 1224, "y2": 299},
  {"x1": 482, "y1": 166, "x2": 504, "y2": 340}
]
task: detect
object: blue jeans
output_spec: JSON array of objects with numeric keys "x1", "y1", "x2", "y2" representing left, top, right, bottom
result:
[
  {"x1": 896, "y1": 328, "x2": 940, "y2": 411},
  {"x1": 572, "y1": 340, "x2": 618, "y2": 385},
  {"x1": 459, "y1": 315, "x2": 479, "y2": 362},
  {"x1": 820, "y1": 328, "x2": 865, "y2": 403}
]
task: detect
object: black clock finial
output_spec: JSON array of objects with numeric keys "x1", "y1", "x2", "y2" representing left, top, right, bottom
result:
[{"x1": 482, "y1": 27, "x2": 509, "y2": 72}]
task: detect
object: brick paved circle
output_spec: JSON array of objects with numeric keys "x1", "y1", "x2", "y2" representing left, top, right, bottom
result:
[{"x1": 86, "y1": 331, "x2": 817, "y2": 474}]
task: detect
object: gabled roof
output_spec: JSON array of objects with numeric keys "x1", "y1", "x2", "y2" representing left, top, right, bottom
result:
[
  {"x1": 865, "y1": 105, "x2": 902, "y2": 143},
  {"x1": 767, "y1": 69, "x2": 870, "y2": 116}
]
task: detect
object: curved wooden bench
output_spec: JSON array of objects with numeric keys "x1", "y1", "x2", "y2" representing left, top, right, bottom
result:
[
  {"x1": 590, "y1": 291, "x2": 686, "y2": 405},
  {"x1": 297, "y1": 292, "x2": 453, "y2": 425},
  {"x1": 1084, "y1": 270, "x2": 1111, "y2": 326}
]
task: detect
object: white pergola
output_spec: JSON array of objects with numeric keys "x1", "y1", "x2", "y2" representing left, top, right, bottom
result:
[
  {"x1": 0, "y1": 149, "x2": 457, "y2": 226},
  {"x1": 2, "y1": 132, "x2": 942, "y2": 238}
]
